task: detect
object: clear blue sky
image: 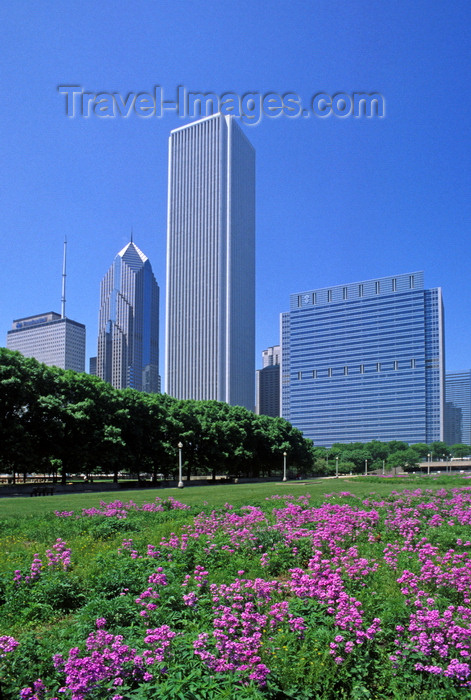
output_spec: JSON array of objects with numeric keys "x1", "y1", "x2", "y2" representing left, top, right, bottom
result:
[{"x1": 1, "y1": 1, "x2": 470, "y2": 384}]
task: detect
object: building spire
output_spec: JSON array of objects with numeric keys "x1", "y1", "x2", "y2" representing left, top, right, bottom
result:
[
  {"x1": 61, "y1": 237, "x2": 67, "y2": 319},
  {"x1": 130, "y1": 227, "x2": 133, "y2": 244}
]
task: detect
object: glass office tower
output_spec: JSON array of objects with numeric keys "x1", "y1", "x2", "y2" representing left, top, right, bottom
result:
[
  {"x1": 165, "y1": 114, "x2": 255, "y2": 409},
  {"x1": 445, "y1": 371, "x2": 471, "y2": 446},
  {"x1": 281, "y1": 272, "x2": 444, "y2": 446},
  {"x1": 97, "y1": 241, "x2": 160, "y2": 393}
]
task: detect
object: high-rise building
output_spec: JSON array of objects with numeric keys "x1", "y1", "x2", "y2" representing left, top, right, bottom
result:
[
  {"x1": 97, "y1": 241, "x2": 160, "y2": 393},
  {"x1": 256, "y1": 345, "x2": 281, "y2": 417},
  {"x1": 281, "y1": 272, "x2": 445, "y2": 447},
  {"x1": 6, "y1": 312, "x2": 85, "y2": 372},
  {"x1": 165, "y1": 114, "x2": 255, "y2": 409},
  {"x1": 445, "y1": 371, "x2": 471, "y2": 446},
  {"x1": 262, "y1": 345, "x2": 281, "y2": 368}
]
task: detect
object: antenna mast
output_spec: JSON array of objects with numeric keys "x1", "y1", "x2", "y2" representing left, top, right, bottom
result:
[{"x1": 61, "y1": 237, "x2": 67, "y2": 318}]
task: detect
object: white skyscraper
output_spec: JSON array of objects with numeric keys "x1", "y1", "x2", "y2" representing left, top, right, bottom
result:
[
  {"x1": 165, "y1": 114, "x2": 255, "y2": 409},
  {"x1": 97, "y1": 241, "x2": 160, "y2": 393},
  {"x1": 7, "y1": 312, "x2": 86, "y2": 372}
]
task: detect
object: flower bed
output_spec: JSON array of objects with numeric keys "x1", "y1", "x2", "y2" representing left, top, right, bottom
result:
[{"x1": 2, "y1": 488, "x2": 471, "y2": 698}]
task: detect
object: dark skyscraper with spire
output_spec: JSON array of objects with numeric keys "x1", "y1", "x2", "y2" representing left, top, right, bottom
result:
[{"x1": 97, "y1": 240, "x2": 160, "y2": 393}]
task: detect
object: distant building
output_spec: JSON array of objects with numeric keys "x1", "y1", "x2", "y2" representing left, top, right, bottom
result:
[
  {"x1": 97, "y1": 241, "x2": 160, "y2": 393},
  {"x1": 262, "y1": 345, "x2": 281, "y2": 368},
  {"x1": 256, "y1": 345, "x2": 280, "y2": 417},
  {"x1": 6, "y1": 312, "x2": 85, "y2": 372},
  {"x1": 89, "y1": 356, "x2": 97, "y2": 376},
  {"x1": 165, "y1": 114, "x2": 255, "y2": 409},
  {"x1": 281, "y1": 272, "x2": 444, "y2": 447},
  {"x1": 445, "y1": 371, "x2": 471, "y2": 445}
]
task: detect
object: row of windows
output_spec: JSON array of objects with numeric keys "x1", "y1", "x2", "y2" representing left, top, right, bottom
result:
[
  {"x1": 297, "y1": 276, "x2": 416, "y2": 307},
  {"x1": 295, "y1": 359, "x2": 417, "y2": 379}
]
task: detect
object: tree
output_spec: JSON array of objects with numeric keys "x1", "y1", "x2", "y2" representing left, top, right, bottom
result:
[
  {"x1": 364, "y1": 440, "x2": 389, "y2": 465},
  {"x1": 430, "y1": 441, "x2": 448, "y2": 460},
  {"x1": 409, "y1": 443, "x2": 430, "y2": 459},
  {"x1": 387, "y1": 440, "x2": 408, "y2": 454},
  {"x1": 387, "y1": 449, "x2": 419, "y2": 473},
  {"x1": 0, "y1": 349, "x2": 56, "y2": 481},
  {"x1": 450, "y1": 444, "x2": 470, "y2": 458}
]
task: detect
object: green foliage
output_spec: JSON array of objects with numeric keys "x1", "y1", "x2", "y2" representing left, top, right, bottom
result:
[
  {"x1": 0, "y1": 348, "x2": 313, "y2": 480},
  {"x1": 449, "y1": 443, "x2": 470, "y2": 458}
]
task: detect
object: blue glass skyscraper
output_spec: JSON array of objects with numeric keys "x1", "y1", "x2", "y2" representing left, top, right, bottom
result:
[
  {"x1": 97, "y1": 241, "x2": 160, "y2": 393},
  {"x1": 445, "y1": 371, "x2": 471, "y2": 446},
  {"x1": 281, "y1": 272, "x2": 444, "y2": 447}
]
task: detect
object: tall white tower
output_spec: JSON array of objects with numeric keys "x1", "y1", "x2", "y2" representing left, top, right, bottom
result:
[{"x1": 165, "y1": 114, "x2": 255, "y2": 409}]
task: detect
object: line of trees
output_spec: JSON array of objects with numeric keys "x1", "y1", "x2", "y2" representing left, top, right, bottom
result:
[
  {"x1": 1, "y1": 348, "x2": 468, "y2": 485},
  {"x1": 311, "y1": 439, "x2": 471, "y2": 476},
  {"x1": 0, "y1": 348, "x2": 314, "y2": 483}
]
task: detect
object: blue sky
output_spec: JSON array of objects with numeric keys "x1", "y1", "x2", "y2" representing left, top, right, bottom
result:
[{"x1": 1, "y1": 1, "x2": 470, "y2": 383}]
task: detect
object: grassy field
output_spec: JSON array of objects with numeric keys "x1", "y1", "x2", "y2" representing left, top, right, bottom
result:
[
  {"x1": 0, "y1": 473, "x2": 466, "y2": 519},
  {"x1": 2, "y1": 473, "x2": 471, "y2": 699}
]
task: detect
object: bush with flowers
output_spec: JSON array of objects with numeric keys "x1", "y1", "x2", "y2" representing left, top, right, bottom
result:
[{"x1": 2, "y1": 487, "x2": 471, "y2": 698}]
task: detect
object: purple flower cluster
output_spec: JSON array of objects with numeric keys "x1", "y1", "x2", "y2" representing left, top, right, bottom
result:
[
  {"x1": 193, "y1": 576, "x2": 292, "y2": 685},
  {"x1": 35, "y1": 618, "x2": 178, "y2": 699},
  {"x1": 12, "y1": 540, "x2": 71, "y2": 586},
  {"x1": 46, "y1": 538, "x2": 71, "y2": 571},
  {"x1": 19, "y1": 678, "x2": 50, "y2": 700},
  {"x1": 271, "y1": 501, "x2": 379, "y2": 548},
  {"x1": 0, "y1": 635, "x2": 18, "y2": 657},
  {"x1": 289, "y1": 549, "x2": 381, "y2": 662},
  {"x1": 135, "y1": 567, "x2": 168, "y2": 618},
  {"x1": 54, "y1": 497, "x2": 190, "y2": 519}
]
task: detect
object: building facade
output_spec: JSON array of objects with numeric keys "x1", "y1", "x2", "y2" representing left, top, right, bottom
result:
[
  {"x1": 97, "y1": 241, "x2": 160, "y2": 393},
  {"x1": 165, "y1": 114, "x2": 255, "y2": 409},
  {"x1": 256, "y1": 345, "x2": 281, "y2": 417},
  {"x1": 7, "y1": 312, "x2": 85, "y2": 372},
  {"x1": 262, "y1": 345, "x2": 281, "y2": 368},
  {"x1": 281, "y1": 272, "x2": 445, "y2": 446},
  {"x1": 445, "y1": 371, "x2": 471, "y2": 446}
]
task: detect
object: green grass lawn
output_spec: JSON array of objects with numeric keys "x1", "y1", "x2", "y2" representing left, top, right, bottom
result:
[{"x1": 1, "y1": 472, "x2": 468, "y2": 520}]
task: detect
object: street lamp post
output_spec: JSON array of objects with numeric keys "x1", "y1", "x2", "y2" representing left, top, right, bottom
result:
[
  {"x1": 364, "y1": 459, "x2": 368, "y2": 476},
  {"x1": 177, "y1": 442, "x2": 184, "y2": 488},
  {"x1": 427, "y1": 452, "x2": 431, "y2": 476},
  {"x1": 283, "y1": 451, "x2": 287, "y2": 482},
  {"x1": 335, "y1": 456, "x2": 339, "y2": 479},
  {"x1": 382, "y1": 459, "x2": 385, "y2": 476}
]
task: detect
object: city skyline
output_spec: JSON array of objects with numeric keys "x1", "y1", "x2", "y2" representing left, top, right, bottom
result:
[
  {"x1": 165, "y1": 114, "x2": 255, "y2": 409},
  {"x1": 1, "y1": 2, "x2": 470, "y2": 387}
]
